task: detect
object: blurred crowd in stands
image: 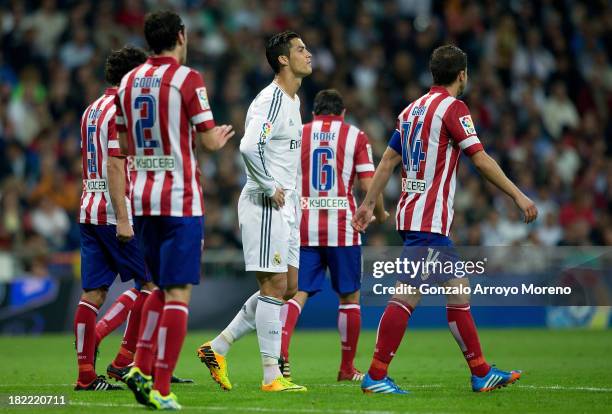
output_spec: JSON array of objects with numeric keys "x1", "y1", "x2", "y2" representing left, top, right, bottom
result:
[{"x1": 0, "y1": 0, "x2": 610, "y2": 278}]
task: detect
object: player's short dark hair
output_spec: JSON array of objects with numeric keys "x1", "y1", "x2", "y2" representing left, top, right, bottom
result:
[
  {"x1": 266, "y1": 31, "x2": 300, "y2": 73},
  {"x1": 104, "y1": 46, "x2": 147, "y2": 85},
  {"x1": 144, "y1": 10, "x2": 185, "y2": 55},
  {"x1": 313, "y1": 89, "x2": 345, "y2": 116},
  {"x1": 429, "y1": 45, "x2": 467, "y2": 86}
]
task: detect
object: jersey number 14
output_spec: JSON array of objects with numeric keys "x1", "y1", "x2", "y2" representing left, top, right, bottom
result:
[{"x1": 401, "y1": 121, "x2": 426, "y2": 173}]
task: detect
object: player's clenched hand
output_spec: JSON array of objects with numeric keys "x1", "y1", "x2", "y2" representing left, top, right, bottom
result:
[
  {"x1": 514, "y1": 194, "x2": 538, "y2": 223},
  {"x1": 116, "y1": 219, "x2": 134, "y2": 242},
  {"x1": 271, "y1": 187, "x2": 285, "y2": 209},
  {"x1": 352, "y1": 204, "x2": 374, "y2": 232}
]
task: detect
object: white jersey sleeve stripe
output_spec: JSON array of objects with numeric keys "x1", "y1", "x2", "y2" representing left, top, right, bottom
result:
[
  {"x1": 191, "y1": 111, "x2": 213, "y2": 125},
  {"x1": 355, "y1": 164, "x2": 375, "y2": 172},
  {"x1": 458, "y1": 135, "x2": 481, "y2": 150}
]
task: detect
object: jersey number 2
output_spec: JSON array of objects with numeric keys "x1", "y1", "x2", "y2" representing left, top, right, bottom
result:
[
  {"x1": 312, "y1": 147, "x2": 335, "y2": 191},
  {"x1": 134, "y1": 95, "x2": 159, "y2": 148}
]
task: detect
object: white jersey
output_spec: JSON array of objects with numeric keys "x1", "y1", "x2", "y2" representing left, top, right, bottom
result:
[{"x1": 239, "y1": 82, "x2": 302, "y2": 197}]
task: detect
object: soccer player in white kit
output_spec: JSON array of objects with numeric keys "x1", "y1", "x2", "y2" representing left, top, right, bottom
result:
[{"x1": 197, "y1": 31, "x2": 311, "y2": 392}]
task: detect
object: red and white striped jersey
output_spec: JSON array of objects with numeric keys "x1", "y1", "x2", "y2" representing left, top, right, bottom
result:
[
  {"x1": 392, "y1": 86, "x2": 484, "y2": 236},
  {"x1": 79, "y1": 88, "x2": 131, "y2": 225},
  {"x1": 115, "y1": 56, "x2": 216, "y2": 217},
  {"x1": 299, "y1": 115, "x2": 375, "y2": 246}
]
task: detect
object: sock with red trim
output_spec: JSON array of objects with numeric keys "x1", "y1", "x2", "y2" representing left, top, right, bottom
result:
[
  {"x1": 338, "y1": 303, "x2": 361, "y2": 373},
  {"x1": 280, "y1": 299, "x2": 301, "y2": 361},
  {"x1": 95, "y1": 288, "x2": 138, "y2": 346},
  {"x1": 446, "y1": 303, "x2": 491, "y2": 377},
  {"x1": 153, "y1": 301, "x2": 189, "y2": 396},
  {"x1": 134, "y1": 289, "x2": 164, "y2": 376},
  {"x1": 75, "y1": 298, "x2": 100, "y2": 386},
  {"x1": 112, "y1": 289, "x2": 151, "y2": 368},
  {"x1": 368, "y1": 299, "x2": 413, "y2": 380}
]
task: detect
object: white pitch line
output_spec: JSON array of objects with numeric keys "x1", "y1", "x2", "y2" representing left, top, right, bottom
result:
[
  {"x1": 517, "y1": 385, "x2": 612, "y2": 393},
  {"x1": 2, "y1": 383, "x2": 612, "y2": 394},
  {"x1": 68, "y1": 401, "x2": 401, "y2": 414}
]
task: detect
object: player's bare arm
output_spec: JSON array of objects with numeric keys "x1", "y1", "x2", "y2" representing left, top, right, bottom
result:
[
  {"x1": 352, "y1": 147, "x2": 401, "y2": 232},
  {"x1": 199, "y1": 124, "x2": 235, "y2": 151},
  {"x1": 107, "y1": 155, "x2": 133, "y2": 242},
  {"x1": 357, "y1": 177, "x2": 389, "y2": 224},
  {"x1": 470, "y1": 150, "x2": 538, "y2": 223}
]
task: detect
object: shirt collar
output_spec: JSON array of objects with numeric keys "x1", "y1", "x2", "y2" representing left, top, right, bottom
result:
[
  {"x1": 104, "y1": 87, "x2": 117, "y2": 96},
  {"x1": 313, "y1": 114, "x2": 344, "y2": 122},
  {"x1": 147, "y1": 56, "x2": 179, "y2": 65},
  {"x1": 429, "y1": 85, "x2": 451, "y2": 95}
]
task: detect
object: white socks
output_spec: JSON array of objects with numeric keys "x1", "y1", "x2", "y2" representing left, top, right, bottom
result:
[
  {"x1": 210, "y1": 291, "x2": 260, "y2": 356},
  {"x1": 256, "y1": 295, "x2": 283, "y2": 384}
]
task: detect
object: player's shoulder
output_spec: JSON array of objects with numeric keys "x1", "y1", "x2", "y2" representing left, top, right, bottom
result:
[
  {"x1": 442, "y1": 97, "x2": 469, "y2": 119},
  {"x1": 249, "y1": 83, "x2": 284, "y2": 117},
  {"x1": 169, "y1": 65, "x2": 203, "y2": 89}
]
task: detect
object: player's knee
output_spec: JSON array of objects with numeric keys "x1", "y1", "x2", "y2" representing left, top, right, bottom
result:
[
  {"x1": 82, "y1": 288, "x2": 107, "y2": 307},
  {"x1": 339, "y1": 290, "x2": 360, "y2": 304},
  {"x1": 258, "y1": 273, "x2": 287, "y2": 300},
  {"x1": 283, "y1": 285, "x2": 298, "y2": 301},
  {"x1": 446, "y1": 292, "x2": 471, "y2": 305}
]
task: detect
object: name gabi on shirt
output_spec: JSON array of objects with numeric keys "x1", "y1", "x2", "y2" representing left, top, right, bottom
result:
[{"x1": 133, "y1": 77, "x2": 161, "y2": 88}]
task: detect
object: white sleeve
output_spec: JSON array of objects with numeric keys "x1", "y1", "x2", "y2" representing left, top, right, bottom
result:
[{"x1": 239, "y1": 91, "x2": 283, "y2": 197}]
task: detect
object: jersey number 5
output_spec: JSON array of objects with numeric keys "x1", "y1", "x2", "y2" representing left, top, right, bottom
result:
[
  {"x1": 312, "y1": 147, "x2": 335, "y2": 192},
  {"x1": 401, "y1": 121, "x2": 426, "y2": 173},
  {"x1": 134, "y1": 95, "x2": 159, "y2": 149}
]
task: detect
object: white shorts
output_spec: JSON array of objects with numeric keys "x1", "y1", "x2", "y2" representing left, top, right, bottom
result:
[{"x1": 238, "y1": 189, "x2": 300, "y2": 273}]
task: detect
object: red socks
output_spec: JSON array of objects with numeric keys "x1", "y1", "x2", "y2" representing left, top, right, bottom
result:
[
  {"x1": 135, "y1": 289, "x2": 165, "y2": 376},
  {"x1": 74, "y1": 299, "x2": 100, "y2": 386},
  {"x1": 447, "y1": 304, "x2": 490, "y2": 377},
  {"x1": 338, "y1": 303, "x2": 361, "y2": 373},
  {"x1": 154, "y1": 301, "x2": 189, "y2": 396},
  {"x1": 280, "y1": 299, "x2": 301, "y2": 360},
  {"x1": 95, "y1": 288, "x2": 138, "y2": 346},
  {"x1": 112, "y1": 289, "x2": 151, "y2": 368},
  {"x1": 368, "y1": 299, "x2": 413, "y2": 380}
]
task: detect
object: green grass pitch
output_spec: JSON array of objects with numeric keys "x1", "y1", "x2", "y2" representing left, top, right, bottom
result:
[{"x1": 1, "y1": 329, "x2": 611, "y2": 413}]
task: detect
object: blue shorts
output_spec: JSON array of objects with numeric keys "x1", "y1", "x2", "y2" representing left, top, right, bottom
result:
[
  {"x1": 134, "y1": 216, "x2": 204, "y2": 288},
  {"x1": 397, "y1": 231, "x2": 460, "y2": 286},
  {"x1": 80, "y1": 223, "x2": 151, "y2": 291},
  {"x1": 298, "y1": 246, "x2": 362, "y2": 296}
]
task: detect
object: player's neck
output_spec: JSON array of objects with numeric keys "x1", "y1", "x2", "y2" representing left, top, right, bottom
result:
[
  {"x1": 155, "y1": 50, "x2": 182, "y2": 64},
  {"x1": 445, "y1": 83, "x2": 460, "y2": 98},
  {"x1": 274, "y1": 72, "x2": 301, "y2": 99}
]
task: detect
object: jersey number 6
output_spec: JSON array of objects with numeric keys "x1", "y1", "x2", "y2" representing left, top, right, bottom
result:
[{"x1": 312, "y1": 147, "x2": 335, "y2": 192}]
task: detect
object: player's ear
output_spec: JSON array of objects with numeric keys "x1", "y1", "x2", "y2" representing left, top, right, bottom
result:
[
  {"x1": 177, "y1": 30, "x2": 186, "y2": 46},
  {"x1": 278, "y1": 54, "x2": 289, "y2": 68}
]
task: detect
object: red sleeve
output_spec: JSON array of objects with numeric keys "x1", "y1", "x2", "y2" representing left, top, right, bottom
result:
[
  {"x1": 114, "y1": 93, "x2": 127, "y2": 133},
  {"x1": 443, "y1": 100, "x2": 484, "y2": 156},
  {"x1": 354, "y1": 130, "x2": 375, "y2": 179},
  {"x1": 107, "y1": 115, "x2": 123, "y2": 157},
  {"x1": 181, "y1": 70, "x2": 216, "y2": 132}
]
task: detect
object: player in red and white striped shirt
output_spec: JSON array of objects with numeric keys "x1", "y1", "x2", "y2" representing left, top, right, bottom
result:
[
  {"x1": 112, "y1": 11, "x2": 234, "y2": 408},
  {"x1": 281, "y1": 90, "x2": 387, "y2": 382},
  {"x1": 74, "y1": 46, "x2": 154, "y2": 392},
  {"x1": 353, "y1": 45, "x2": 537, "y2": 394}
]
